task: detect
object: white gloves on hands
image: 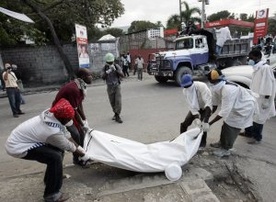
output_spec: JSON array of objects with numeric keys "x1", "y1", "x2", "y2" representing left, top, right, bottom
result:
[
  {"x1": 262, "y1": 98, "x2": 270, "y2": 109},
  {"x1": 77, "y1": 145, "x2": 86, "y2": 153},
  {"x1": 193, "y1": 118, "x2": 201, "y2": 127},
  {"x1": 79, "y1": 153, "x2": 91, "y2": 162},
  {"x1": 110, "y1": 65, "x2": 116, "y2": 71},
  {"x1": 106, "y1": 69, "x2": 112, "y2": 74},
  {"x1": 201, "y1": 122, "x2": 210, "y2": 132}
]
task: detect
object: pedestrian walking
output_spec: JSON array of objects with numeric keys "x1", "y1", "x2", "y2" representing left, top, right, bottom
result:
[
  {"x1": 179, "y1": 74, "x2": 212, "y2": 149},
  {"x1": 135, "y1": 55, "x2": 144, "y2": 81},
  {"x1": 101, "y1": 53, "x2": 124, "y2": 123}
]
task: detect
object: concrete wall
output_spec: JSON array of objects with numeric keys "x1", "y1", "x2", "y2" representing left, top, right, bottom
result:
[{"x1": 1, "y1": 42, "x2": 115, "y2": 87}]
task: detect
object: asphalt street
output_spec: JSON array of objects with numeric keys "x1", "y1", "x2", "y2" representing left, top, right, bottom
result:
[{"x1": 0, "y1": 73, "x2": 276, "y2": 201}]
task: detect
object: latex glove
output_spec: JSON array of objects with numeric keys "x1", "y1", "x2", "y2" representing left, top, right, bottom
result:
[
  {"x1": 106, "y1": 68, "x2": 112, "y2": 74},
  {"x1": 201, "y1": 122, "x2": 210, "y2": 132},
  {"x1": 262, "y1": 98, "x2": 270, "y2": 109},
  {"x1": 110, "y1": 65, "x2": 116, "y2": 71},
  {"x1": 77, "y1": 145, "x2": 86, "y2": 153},
  {"x1": 79, "y1": 153, "x2": 91, "y2": 162},
  {"x1": 193, "y1": 118, "x2": 201, "y2": 127}
]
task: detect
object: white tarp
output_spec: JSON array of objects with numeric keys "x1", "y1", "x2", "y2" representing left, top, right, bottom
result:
[
  {"x1": 0, "y1": 7, "x2": 34, "y2": 23},
  {"x1": 83, "y1": 128, "x2": 202, "y2": 173}
]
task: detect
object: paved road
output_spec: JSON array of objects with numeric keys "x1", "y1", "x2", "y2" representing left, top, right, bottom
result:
[{"x1": 0, "y1": 74, "x2": 275, "y2": 201}]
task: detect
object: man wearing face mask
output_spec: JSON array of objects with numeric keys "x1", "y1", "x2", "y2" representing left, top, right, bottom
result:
[
  {"x1": 179, "y1": 74, "x2": 212, "y2": 149},
  {"x1": 207, "y1": 69, "x2": 257, "y2": 157},
  {"x1": 52, "y1": 68, "x2": 93, "y2": 166},
  {"x1": 242, "y1": 49, "x2": 276, "y2": 144},
  {"x1": 5, "y1": 98, "x2": 91, "y2": 202},
  {"x1": 101, "y1": 53, "x2": 124, "y2": 123}
]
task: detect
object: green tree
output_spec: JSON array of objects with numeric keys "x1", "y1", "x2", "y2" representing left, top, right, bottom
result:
[
  {"x1": 268, "y1": 14, "x2": 276, "y2": 35},
  {"x1": 0, "y1": 0, "x2": 124, "y2": 78},
  {"x1": 207, "y1": 10, "x2": 232, "y2": 22},
  {"x1": 103, "y1": 27, "x2": 124, "y2": 38},
  {"x1": 128, "y1": 20, "x2": 159, "y2": 33},
  {"x1": 166, "y1": 1, "x2": 200, "y2": 30}
]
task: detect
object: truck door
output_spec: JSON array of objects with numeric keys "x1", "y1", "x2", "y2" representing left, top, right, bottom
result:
[{"x1": 192, "y1": 37, "x2": 209, "y2": 65}]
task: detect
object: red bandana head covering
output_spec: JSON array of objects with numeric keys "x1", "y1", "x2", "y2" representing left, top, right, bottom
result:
[{"x1": 49, "y1": 98, "x2": 75, "y2": 119}]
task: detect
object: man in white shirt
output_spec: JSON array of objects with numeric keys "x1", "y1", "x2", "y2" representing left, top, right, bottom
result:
[
  {"x1": 135, "y1": 55, "x2": 144, "y2": 81},
  {"x1": 207, "y1": 69, "x2": 257, "y2": 157},
  {"x1": 179, "y1": 74, "x2": 212, "y2": 148},
  {"x1": 5, "y1": 98, "x2": 91, "y2": 202}
]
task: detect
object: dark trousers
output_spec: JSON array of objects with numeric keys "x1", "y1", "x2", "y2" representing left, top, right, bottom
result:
[
  {"x1": 245, "y1": 122, "x2": 264, "y2": 141},
  {"x1": 23, "y1": 145, "x2": 64, "y2": 198},
  {"x1": 67, "y1": 124, "x2": 84, "y2": 162},
  {"x1": 6, "y1": 87, "x2": 21, "y2": 115},
  {"x1": 180, "y1": 110, "x2": 207, "y2": 147},
  {"x1": 122, "y1": 65, "x2": 129, "y2": 77},
  {"x1": 220, "y1": 122, "x2": 240, "y2": 150},
  {"x1": 107, "y1": 84, "x2": 122, "y2": 115},
  {"x1": 137, "y1": 68, "x2": 143, "y2": 80}
]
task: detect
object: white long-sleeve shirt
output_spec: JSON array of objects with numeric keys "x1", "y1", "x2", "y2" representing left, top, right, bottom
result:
[{"x1": 5, "y1": 109, "x2": 76, "y2": 158}]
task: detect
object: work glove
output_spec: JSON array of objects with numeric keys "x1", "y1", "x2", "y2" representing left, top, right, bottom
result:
[
  {"x1": 193, "y1": 118, "x2": 201, "y2": 127},
  {"x1": 77, "y1": 145, "x2": 86, "y2": 153},
  {"x1": 110, "y1": 64, "x2": 116, "y2": 71},
  {"x1": 105, "y1": 68, "x2": 112, "y2": 74},
  {"x1": 201, "y1": 122, "x2": 210, "y2": 132},
  {"x1": 261, "y1": 98, "x2": 270, "y2": 109},
  {"x1": 79, "y1": 152, "x2": 91, "y2": 162}
]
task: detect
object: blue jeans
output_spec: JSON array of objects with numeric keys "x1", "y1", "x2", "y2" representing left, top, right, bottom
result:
[
  {"x1": 216, "y1": 45, "x2": 222, "y2": 55},
  {"x1": 23, "y1": 145, "x2": 64, "y2": 199},
  {"x1": 6, "y1": 88, "x2": 22, "y2": 115},
  {"x1": 245, "y1": 122, "x2": 263, "y2": 141}
]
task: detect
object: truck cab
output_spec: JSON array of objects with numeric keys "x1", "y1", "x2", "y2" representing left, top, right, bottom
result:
[{"x1": 149, "y1": 31, "x2": 251, "y2": 86}]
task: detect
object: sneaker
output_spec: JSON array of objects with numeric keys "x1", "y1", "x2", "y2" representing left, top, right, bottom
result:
[
  {"x1": 212, "y1": 149, "x2": 231, "y2": 157},
  {"x1": 112, "y1": 114, "x2": 116, "y2": 120},
  {"x1": 248, "y1": 139, "x2": 261, "y2": 144},
  {"x1": 18, "y1": 111, "x2": 25, "y2": 115},
  {"x1": 115, "y1": 115, "x2": 123, "y2": 123},
  {"x1": 13, "y1": 114, "x2": 19, "y2": 118},
  {"x1": 210, "y1": 141, "x2": 221, "y2": 148}
]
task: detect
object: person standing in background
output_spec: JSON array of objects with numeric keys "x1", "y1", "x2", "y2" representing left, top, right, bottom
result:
[
  {"x1": 242, "y1": 49, "x2": 276, "y2": 144},
  {"x1": 135, "y1": 55, "x2": 144, "y2": 81},
  {"x1": 2, "y1": 63, "x2": 24, "y2": 118}
]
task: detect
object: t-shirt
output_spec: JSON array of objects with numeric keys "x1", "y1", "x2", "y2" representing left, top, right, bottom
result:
[{"x1": 52, "y1": 80, "x2": 84, "y2": 109}]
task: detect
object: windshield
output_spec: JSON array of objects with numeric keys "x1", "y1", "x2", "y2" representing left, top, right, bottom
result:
[{"x1": 175, "y1": 38, "x2": 193, "y2": 50}]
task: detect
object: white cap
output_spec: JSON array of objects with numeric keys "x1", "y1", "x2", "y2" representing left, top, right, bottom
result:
[{"x1": 165, "y1": 163, "x2": 182, "y2": 181}]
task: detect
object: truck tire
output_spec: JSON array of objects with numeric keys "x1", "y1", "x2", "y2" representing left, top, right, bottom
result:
[
  {"x1": 175, "y1": 67, "x2": 192, "y2": 86},
  {"x1": 155, "y1": 75, "x2": 168, "y2": 83}
]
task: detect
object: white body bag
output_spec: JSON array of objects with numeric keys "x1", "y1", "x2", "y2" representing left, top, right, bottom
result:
[{"x1": 83, "y1": 128, "x2": 202, "y2": 181}]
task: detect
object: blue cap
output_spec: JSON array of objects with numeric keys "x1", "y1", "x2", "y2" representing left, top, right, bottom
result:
[{"x1": 181, "y1": 74, "x2": 193, "y2": 87}]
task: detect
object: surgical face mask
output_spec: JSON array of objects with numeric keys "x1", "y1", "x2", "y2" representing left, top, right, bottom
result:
[
  {"x1": 65, "y1": 120, "x2": 73, "y2": 127},
  {"x1": 247, "y1": 59, "x2": 255, "y2": 66}
]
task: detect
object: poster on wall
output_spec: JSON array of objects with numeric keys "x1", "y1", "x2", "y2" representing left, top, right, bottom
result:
[
  {"x1": 75, "y1": 24, "x2": 90, "y2": 68},
  {"x1": 253, "y1": 8, "x2": 269, "y2": 45}
]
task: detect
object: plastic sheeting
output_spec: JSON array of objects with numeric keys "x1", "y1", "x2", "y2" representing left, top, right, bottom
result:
[{"x1": 83, "y1": 128, "x2": 202, "y2": 173}]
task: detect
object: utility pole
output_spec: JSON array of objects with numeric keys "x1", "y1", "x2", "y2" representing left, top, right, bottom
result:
[
  {"x1": 179, "y1": 0, "x2": 182, "y2": 23},
  {"x1": 198, "y1": 0, "x2": 209, "y2": 28}
]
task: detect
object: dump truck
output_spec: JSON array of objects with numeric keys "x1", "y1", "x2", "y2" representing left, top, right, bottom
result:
[{"x1": 148, "y1": 30, "x2": 252, "y2": 86}]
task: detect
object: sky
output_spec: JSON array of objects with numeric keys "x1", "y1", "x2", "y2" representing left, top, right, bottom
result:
[{"x1": 111, "y1": 0, "x2": 276, "y2": 28}]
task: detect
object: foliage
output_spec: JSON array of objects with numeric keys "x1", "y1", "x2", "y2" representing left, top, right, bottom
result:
[
  {"x1": 207, "y1": 10, "x2": 234, "y2": 22},
  {"x1": 103, "y1": 27, "x2": 124, "y2": 38},
  {"x1": 268, "y1": 16, "x2": 276, "y2": 35},
  {"x1": 0, "y1": 0, "x2": 124, "y2": 46},
  {"x1": 128, "y1": 20, "x2": 159, "y2": 33},
  {"x1": 166, "y1": 1, "x2": 200, "y2": 30}
]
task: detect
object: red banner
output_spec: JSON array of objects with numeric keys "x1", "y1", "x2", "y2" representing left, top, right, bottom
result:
[{"x1": 253, "y1": 8, "x2": 269, "y2": 45}]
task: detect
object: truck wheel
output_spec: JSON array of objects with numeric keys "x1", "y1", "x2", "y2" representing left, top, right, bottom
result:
[
  {"x1": 155, "y1": 76, "x2": 168, "y2": 83},
  {"x1": 175, "y1": 67, "x2": 192, "y2": 86}
]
